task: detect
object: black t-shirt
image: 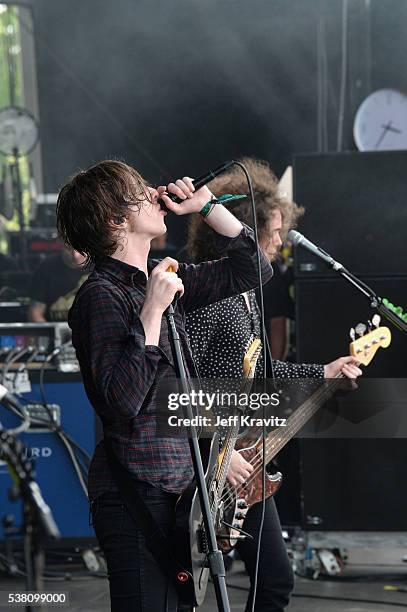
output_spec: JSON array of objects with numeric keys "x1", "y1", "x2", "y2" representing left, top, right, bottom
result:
[{"x1": 29, "y1": 253, "x2": 89, "y2": 321}]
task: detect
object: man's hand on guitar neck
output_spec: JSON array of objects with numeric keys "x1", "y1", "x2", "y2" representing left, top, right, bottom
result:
[
  {"x1": 227, "y1": 450, "x2": 254, "y2": 486},
  {"x1": 324, "y1": 356, "x2": 362, "y2": 379}
]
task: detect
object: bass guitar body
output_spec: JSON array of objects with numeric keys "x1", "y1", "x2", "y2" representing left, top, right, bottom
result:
[
  {"x1": 217, "y1": 324, "x2": 392, "y2": 554},
  {"x1": 217, "y1": 441, "x2": 283, "y2": 553}
]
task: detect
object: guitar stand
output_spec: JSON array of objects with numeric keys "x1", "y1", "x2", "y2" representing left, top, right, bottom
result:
[{"x1": 166, "y1": 304, "x2": 231, "y2": 612}]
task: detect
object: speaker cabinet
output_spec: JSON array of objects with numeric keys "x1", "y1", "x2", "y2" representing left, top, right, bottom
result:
[
  {"x1": 294, "y1": 278, "x2": 407, "y2": 530},
  {"x1": 300, "y1": 438, "x2": 407, "y2": 531},
  {"x1": 296, "y1": 277, "x2": 407, "y2": 378},
  {"x1": 293, "y1": 151, "x2": 407, "y2": 278}
]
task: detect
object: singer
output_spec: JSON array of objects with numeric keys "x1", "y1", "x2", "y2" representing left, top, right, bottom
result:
[{"x1": 55, "y1": 159, "x2": 273, "y2": 612}]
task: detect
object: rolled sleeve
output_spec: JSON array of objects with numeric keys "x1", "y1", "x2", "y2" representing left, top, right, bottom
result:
[{"x1": 179, "y1": 224, "x2": 273, "y2": 313}]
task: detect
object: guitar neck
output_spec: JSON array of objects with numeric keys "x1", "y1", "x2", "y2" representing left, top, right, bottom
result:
[
  {"x1": 264, "y1": 374, "x2": 344, "y2": 464},
  {"x1": 215, "y1": 376, "x2": 254, "y2": 496},
  {"x1": 215, "y1": 343, "x2": 261, "y2": 497}
]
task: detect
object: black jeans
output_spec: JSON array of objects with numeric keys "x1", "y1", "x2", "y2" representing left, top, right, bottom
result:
[
  {"x1": 236, "y1": 497, "x2": 294, "y2": 612},
  {"x1": 91, "y1": 486, "x2": 293, "y2": 612},
  {"x1": 91, "y1": 483, "x2": 180, "y2": 612}
]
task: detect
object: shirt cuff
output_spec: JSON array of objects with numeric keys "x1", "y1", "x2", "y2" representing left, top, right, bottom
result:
[
  {"x1": 145, "y1": 344, "x2": 172, "y2": 364},
  {"x1": 301, "y1": 364, "x2": 325, "y2": 378},
  {"x1": 133, "y1": 318, "x2": 172, "y2": 365}
]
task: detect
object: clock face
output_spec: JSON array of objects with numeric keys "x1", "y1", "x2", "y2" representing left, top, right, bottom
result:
[{"x1": 353, "y1": 89, "x2": 407, "y2": 151}]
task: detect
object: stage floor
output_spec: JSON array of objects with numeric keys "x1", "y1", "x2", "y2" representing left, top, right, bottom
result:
[{"x1": 1, "y1": 560, "x2": 406, "y2": 611}]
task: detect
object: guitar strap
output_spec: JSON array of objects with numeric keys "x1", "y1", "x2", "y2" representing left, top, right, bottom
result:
[{"x1": 103, "y1": 436, "x2": 192, "y2": 597}]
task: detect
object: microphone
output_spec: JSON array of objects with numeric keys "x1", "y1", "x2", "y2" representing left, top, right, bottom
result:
[
  {"x1": 166, "y1": 265, "x2": 181, "y2": 308},
  {"x1": 288, "y1": 229, "x2": 344, "y2": 271},
  {"x1": 0, "y1": 383, "x2": 25, "y2": 414},
  {"x1": 158, "y1": 160, "x2": 235, "y2": 210}
]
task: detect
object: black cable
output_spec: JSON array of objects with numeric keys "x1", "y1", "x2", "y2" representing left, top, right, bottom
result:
[
  {"x1": 1, "y1": 347, "x2": 22, "y2": 383},
  {"x1": 10, "y1": 392, "x2": 91, "y2": 470},
  {"x1": 0, "y1": 551, "x2": 106, "y2": 581},
  {"x1": 38, "y1": 371, "x2": 91, "y2": 473},
  {"x1": 2, "y1": 346, "x2": 33, "y2": 385},
  {"x1": 22, "y1": 356, "x2": 90, "y2": 495},
  {"x1": 0, "y1": 397, "x2": 30, "y2": 435},
  {"x1": 233, "y1": 161, "x2": 267, "y2": 612}
]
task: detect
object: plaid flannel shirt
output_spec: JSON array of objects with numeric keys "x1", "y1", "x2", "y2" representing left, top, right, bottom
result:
[{"x1": 68, "y1": 225, "x2": 272, "y2": 499}]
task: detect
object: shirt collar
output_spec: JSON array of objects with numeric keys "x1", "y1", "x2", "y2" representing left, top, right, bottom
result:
[{"x1": 95, "y1": 256, "x2": 160, "y2": 288}]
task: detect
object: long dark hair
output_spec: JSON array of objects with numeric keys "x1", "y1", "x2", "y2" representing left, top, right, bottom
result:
[
  {"x1": 188, "y1": 157, "x2": 303, "y2": 262},
  {"x1": 56, "y1": 160, "x2": 149, "y2": 265}
]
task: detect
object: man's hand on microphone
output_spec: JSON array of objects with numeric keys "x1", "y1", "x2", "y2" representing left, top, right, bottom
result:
[
  {"x1": 139, "y1": 257, "x2": 184, "y2": 346},
  {"x1": 159, "y1": 177, "x2": 213, "y2": 215},
  {"x1": 160, "y1": 175, "x2": 243, "y2": 238}
]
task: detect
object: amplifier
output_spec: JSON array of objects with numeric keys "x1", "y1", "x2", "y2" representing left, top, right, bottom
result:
[
  {"x1": 8, "y1": 229, "x2": 61, "y2": 258},
  {"x1": 0, "y1": 372, "x2": 96, "y2": 542},
  {"x1": 293, "y1": 276, "x2": 407, "y2": 530},
  {"x1": 8, "y1": 229, "x2": 62, "y2": 270},
  {"x1": 295, "y1": 277, "x2": 407, "y2": 378},
  {"x1": 293, "y1": 151, "x2": 407, "y2": 277},
  {"x1": 300, "y1": 438, "x2": 407, "y2": 531},
  {"x1": 0, "y1": 322, "x2": 78, "y2": 373}
]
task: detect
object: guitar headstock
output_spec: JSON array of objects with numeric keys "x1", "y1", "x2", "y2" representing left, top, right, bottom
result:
[{"x1": 349, "y1": 316, "x2": 391, "y2": 366}]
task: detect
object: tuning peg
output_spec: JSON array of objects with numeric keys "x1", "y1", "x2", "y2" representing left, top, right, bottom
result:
[
  {"x1": 355, "y1": 323, "x2": 367, "y2": 337},
  {"x1": 367, "y1": 320, "x2": 373, "y2": 332},
  {"x1": 349, "y1": 328, "x2": 356, "y2": 342},
  {"x1": 372, "y1": 314, "x2": 381, "y2": 328}
]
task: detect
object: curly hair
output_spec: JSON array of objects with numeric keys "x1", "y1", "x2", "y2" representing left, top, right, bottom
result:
[
  {"x1": 56, "y1": 160, "x2": 150, "y2": 266},
  {"x1": 187, "y1": 157, "x2": 303, "y2": 262}
]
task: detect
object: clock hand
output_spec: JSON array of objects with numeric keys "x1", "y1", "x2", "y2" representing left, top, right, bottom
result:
[
  {"x1": 375, "y1": 124, "x2": 389, "y2": 149},
  {"x1": 382, "y1": 124, "x2": 402, "y2": 134}
]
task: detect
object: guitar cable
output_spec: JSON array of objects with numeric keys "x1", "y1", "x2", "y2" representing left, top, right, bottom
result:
[{"x1": 232, "y1": 161, "x2": 272, "y2": 612}]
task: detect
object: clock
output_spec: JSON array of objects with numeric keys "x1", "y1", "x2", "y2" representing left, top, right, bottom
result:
[
  {"x1": 0, "y1": 106, "x2": 39, "y2": 156},
  {"x1": 353, "y1": 88, "x2": 407, "y2": 151}
]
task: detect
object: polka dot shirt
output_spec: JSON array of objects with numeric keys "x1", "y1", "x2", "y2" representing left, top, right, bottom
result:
[{"x1": 186, "y1": 290, "x2": 324, "y2": 381}]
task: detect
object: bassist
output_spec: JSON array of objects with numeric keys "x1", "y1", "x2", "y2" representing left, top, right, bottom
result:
[{"x1": 186, "y1": 157, "x2": 362, "y2": 612}]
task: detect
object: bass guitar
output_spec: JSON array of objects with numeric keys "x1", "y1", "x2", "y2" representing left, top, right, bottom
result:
[
  {"x1": 175, "y1": 337, "x2": 262, "y2": 608},
  {"x1": 217, "y1": 322, "x2": 391, "y2": 552}
]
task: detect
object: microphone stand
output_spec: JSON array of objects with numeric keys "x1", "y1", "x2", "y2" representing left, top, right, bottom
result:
[
  {"x1": 295, "y1": 244, "x2": 407, "y2": 334},
  {"x1": 335, "y1": 266, "x2": 407, "y2": 334},
  {"x1": 166, "y1": 304, "x2": 230, "y2": 612},
  {"x1": 0, "y1": 428, "x2": 60, "y2": 612}
]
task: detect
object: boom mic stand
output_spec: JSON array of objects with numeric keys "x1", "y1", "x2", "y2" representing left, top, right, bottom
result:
[
  {"x1": 336, "y1": 267, "x2": 407, "y2": 334},
  {"x1": 288, "y1": 230, "x2": 407, "y2": 334},
  {"x1": 166, "y1": 303, "x2": 230, "y2": 612}
]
